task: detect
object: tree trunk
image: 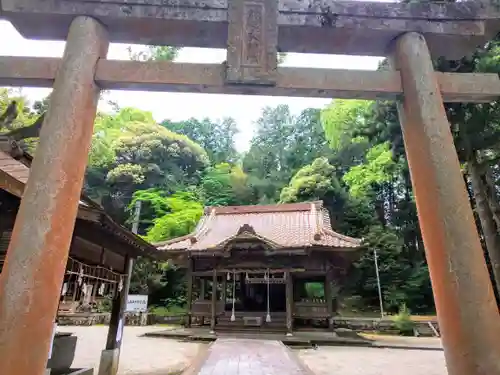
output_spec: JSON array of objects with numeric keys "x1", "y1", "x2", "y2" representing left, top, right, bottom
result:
[{"x1": 469, "y1": 154, "x2": 500, "y2": 298}]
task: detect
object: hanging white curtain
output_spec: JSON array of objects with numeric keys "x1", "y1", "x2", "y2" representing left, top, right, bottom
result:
[
  {"x1": 266, "y1": 269, "x2": 271, "y2": 323},
  {"x1": 61, "y1": 282, "x2": 68, "y2": 296},
  {"x1": 231, "y1": 270, "x2": 236, "y2": 322}
]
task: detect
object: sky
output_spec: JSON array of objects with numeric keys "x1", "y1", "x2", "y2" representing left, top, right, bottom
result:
[{"x1": 0, "y1": 20, "x2": 383, "y2": 152}]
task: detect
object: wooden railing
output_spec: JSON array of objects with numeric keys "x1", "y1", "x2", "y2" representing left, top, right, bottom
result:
[
  {"x1": 294, "y1": 299, "x2": 328, "y2": 318},
  {"x1": 191, "y1": 300, "x2": 224, "y2": 316}
]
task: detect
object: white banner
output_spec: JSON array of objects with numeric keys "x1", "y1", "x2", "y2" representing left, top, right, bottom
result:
[{"x1": 126, "y1": 295, "x2": 148, "y2": 313}]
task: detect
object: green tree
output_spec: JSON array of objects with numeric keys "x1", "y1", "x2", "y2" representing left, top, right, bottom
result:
[
  {"x1": 84, "y1": 108, "x2": 209, "y2": 223},
  {"x1": 137, "y1": 191, "x2": 204, "y2": 243},
  {"x1": 243, "y1": 105, "x2": 330, "y2": 201},
  {"x1": 129, "y1": 189, "x2": 203, "y2": 303},
  {"x1": 0, "y1": 89, "x2": 42, "y2": 154},
  {"x1": 200, "y1": 163, "x2": 255, "y2": 206},
  {"x1": 127, "y1": 46, "x2": 180, "y2": 62},
  {"x1": 162, "y1": 117, "x2": 239, "y2": 164},
  {"x1": 342, "y1": 142, "x2": 397, "y2": 200},
  {"x1": 321, "y1": 99, "x2": 371, "y2": 151}
]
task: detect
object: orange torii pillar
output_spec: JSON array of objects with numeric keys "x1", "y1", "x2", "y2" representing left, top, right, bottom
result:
[
  {"x1": 392, "y1": 32, "x2": 500, "y2": 375},
  {"x1": 0, "y1": 16, "x2": 108, "y2": 375}
]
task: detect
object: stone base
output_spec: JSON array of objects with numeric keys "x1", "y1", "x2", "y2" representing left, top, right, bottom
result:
[
  {"x1": 50, "y1": 369, "x2": 94, "y2": 375},
  {"x1": 98, "y1": 349, "x2": 120, "y2": 375},
  {"x1": 47, "y1": 335, "x2": 77, "y2": 370}
]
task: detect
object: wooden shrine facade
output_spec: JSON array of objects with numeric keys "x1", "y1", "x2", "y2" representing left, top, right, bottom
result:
[
  {"x1": 157, "y1": 202, "x2": 361, "y2": 334},
  {"x1": 1, "y1": 1, "x2": 500, "y2": 375}
]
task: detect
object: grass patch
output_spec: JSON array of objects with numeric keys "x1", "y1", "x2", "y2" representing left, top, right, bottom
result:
[{"x1": 149, "y1": 305, "x2": 186, "y2": 317}]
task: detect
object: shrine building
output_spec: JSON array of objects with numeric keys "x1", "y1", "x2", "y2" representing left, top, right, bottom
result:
[{"x1": 157, "y1": 201, "x2": 362, "y2": 334}]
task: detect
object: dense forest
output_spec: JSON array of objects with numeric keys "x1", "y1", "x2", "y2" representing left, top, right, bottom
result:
[{"x1": 2, "y1": 33, "x2": 500, "y2": 317}]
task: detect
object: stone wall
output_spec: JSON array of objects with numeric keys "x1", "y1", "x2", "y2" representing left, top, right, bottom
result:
[
  {"x1": 56, "y1": 313, "x2": 438, "y2": 336},
  {"x1": 57, "y1": 312, "x2": 149, "y2": 326},
  {"x1": 332, "y1": 317, "x2": 440, "y2": 336}
]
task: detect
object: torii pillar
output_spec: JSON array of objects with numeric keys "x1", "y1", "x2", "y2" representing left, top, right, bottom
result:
[
  {"x1": 392, "y1": 32, "x2": 500, "y2": 375},
  {"x1": 0, "y1": 16, "x2": 108, "y2": 375}
]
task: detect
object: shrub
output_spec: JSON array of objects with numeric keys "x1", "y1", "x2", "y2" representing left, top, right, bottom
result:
[{"x1": 392, "y1": 303, "x2": 415, "y2": 336}]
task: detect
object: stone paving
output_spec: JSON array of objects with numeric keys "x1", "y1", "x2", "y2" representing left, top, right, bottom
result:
[
  {"x1": 57, "y1": 326, "x2": 448, "y2": 375},
  {"x1": 193, "y1": 338, "x2": 310, "y2": 375}
]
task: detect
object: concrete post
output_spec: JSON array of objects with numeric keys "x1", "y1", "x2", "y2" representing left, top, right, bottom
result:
[
  {"x1": 98, "y1": 256, "x2": 133, "y2": 375},
  {"x1": 392, "y1": 32, "x2": 500, "y2": 375},
  {"x1": 0, "y1": 16, "x2": 108, "y2": 375}
]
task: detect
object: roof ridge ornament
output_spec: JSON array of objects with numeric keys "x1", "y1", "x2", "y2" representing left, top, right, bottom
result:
[
  {"x1": 311, "y1": 202, "x2": 323, "y2": 241},
  {"x1": 237, "y1": 223, "x2": 256, "y2": 235},
  {"x1": 193, "y1": 208, "x2": 216, "y2": 242}
]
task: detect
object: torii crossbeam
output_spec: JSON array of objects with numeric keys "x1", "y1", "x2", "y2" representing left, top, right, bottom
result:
[{"x1": 0, "y1": 1, "x2": 499, "y2": 375}]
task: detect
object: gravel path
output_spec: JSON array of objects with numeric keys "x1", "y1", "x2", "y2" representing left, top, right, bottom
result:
[
  {"x1": 57, "y1": 326, "x2": 202, "y2": 375},
  {"x1": 297, "y1": 346, "x2": 447, "y2": 375}
]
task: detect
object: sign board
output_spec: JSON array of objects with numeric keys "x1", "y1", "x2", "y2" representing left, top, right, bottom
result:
[{"x1": 126, "y1": 295, "x2": 148, "y2": 313}]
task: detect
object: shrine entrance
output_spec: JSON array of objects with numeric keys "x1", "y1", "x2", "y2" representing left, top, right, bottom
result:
[
  {"x1": 231, "y1": 273, "x2": 286, "y2": 313},
  {"x1": 0, "y1": 1, "x2": 500, "y2": 375}
]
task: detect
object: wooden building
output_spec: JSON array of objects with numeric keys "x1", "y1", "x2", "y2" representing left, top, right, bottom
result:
[
  {"x1": 157, "y1": 202, "x2": 362, "y2": 335},
  {"x1": 0, "y1": 148, "x2": 158, "y2": 373},
  {"x1": 0, "y1": 150, "x2": 157, "y2": 312}
]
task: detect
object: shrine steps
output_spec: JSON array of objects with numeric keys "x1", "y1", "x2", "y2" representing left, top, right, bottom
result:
[{"x1": 144, "y1": 327, "x2": 373, "y2": 348}]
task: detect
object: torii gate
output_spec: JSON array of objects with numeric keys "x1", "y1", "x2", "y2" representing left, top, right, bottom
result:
[{"x1": 0, "y1": 1, "x2": 499, "y2": 375}]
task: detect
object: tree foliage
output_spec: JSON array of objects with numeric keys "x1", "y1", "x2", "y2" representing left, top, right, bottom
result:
[
  {"x1": 6, "y1": 29, "x2": 500, "y2": 313},
  {"x1": 243, "y1": 106, "x2": 331, "y2": 201},
  {"x1": 162, "y1": 117, "x2": 239, "y2": 165}
]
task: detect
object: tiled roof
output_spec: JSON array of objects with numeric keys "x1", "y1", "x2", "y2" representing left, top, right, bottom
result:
[
  {"x1": 0, "y1": 150, "x2": 89, "y2": 206},
  {"x1": 0, "y1": 150, "x2": 159, "y2": 258},
  {"x1": 157, "y1": 201, "x2": 361, "y2": 252},
  {"x1": 0, "y1": 151, "x2": 30, "y2": 183}
]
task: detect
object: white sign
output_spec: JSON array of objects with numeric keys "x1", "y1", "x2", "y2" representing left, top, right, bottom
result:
[
  {"x1": 117, "y1": 318, "x2": 124, "y2": 343},
  {"x1": 126, "y1": 294, "x2": 148, "y2": 313}
]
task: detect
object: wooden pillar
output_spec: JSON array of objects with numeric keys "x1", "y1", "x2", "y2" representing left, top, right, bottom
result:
[
  {"x1": 285, "y1": 271, "x2": 293, "y2": 336},
  {"x1": 221, "y1": 272, "x2": 227, "y2": 306},
  {"x1": 99, "y1": 255, "x2": 133, "y2": 375},
  {"x1": 210, "y1": 269, "x2": 217, "y2": 333},
  {"x1": 0, "y1": 16, "x2": 108, "y2": 375},
  {"x1": 199, "y1": 278, "x2": 205, "y2": 325},
  {"x1": 392, "y1": 32, "x2": 500, "y2": 375},
  {"x1": 325, "y1": 270, "x2": 333, "y2": 330},
  {"x1": 185, "y1": 258, "x2": 193, "y2": 328}
]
